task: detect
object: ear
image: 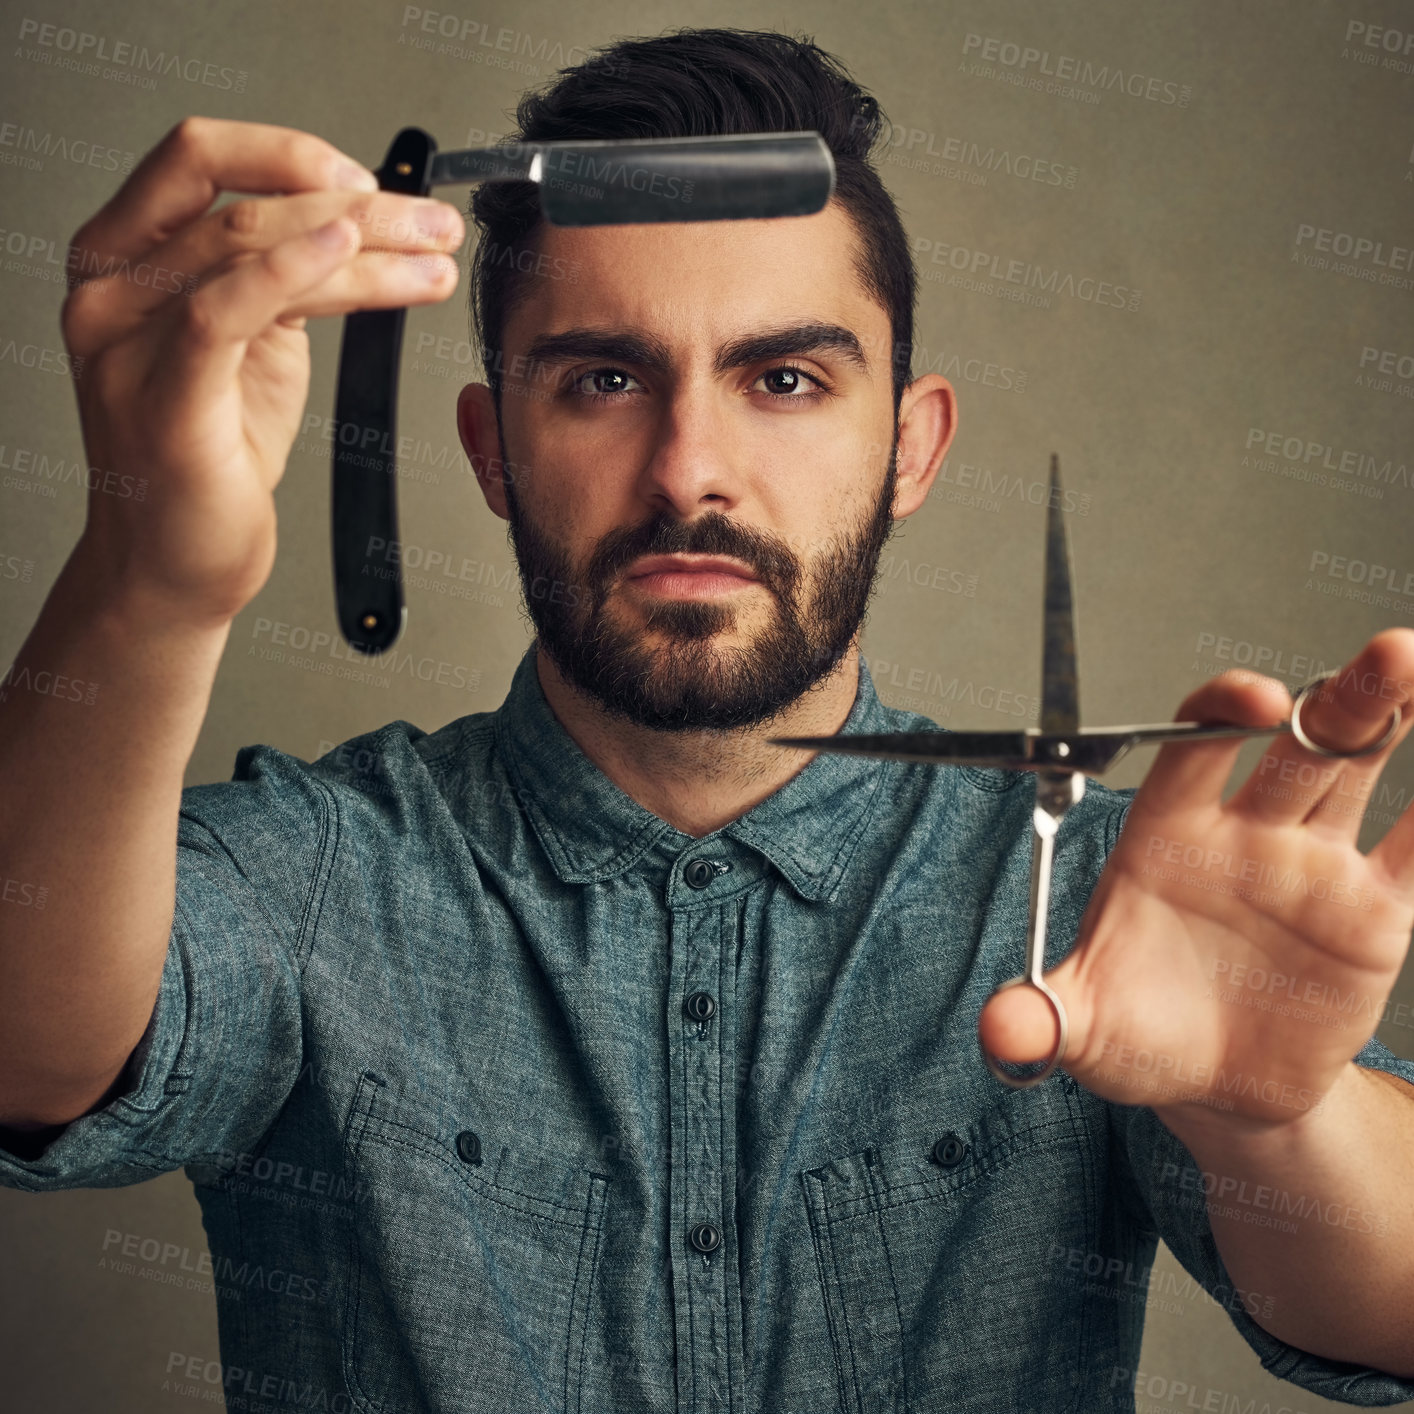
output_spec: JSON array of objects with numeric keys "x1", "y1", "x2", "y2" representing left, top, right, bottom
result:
[
  {"x1": 891, "y1": 374, "x2": 958, "y2": 519},
  {"x1": 457, "y1": 381, "x2": 510, "y2": 522}
]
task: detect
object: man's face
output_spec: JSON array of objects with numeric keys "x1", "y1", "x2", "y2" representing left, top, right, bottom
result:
[{"x1": 484, "y1": 201, "x2": 914, "y2": 732}]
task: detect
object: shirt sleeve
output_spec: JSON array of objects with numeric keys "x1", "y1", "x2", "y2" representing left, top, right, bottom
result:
[
  {"x1": 0, "y1": 743, "x2": 337, "y2": 1190},
  {"x1": 1111, "y1": 1032, "x2": 1414, "y2": 1406}
]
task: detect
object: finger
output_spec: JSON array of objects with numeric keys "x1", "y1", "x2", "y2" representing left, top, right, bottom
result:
[
  {"x1": 278, "y1": 247, "x2": 461, "y2": 320},
  {"x1": 69, "y1": 117, "x2": 379, "y2": 276},
  {"x1": 1130, "y1": 671, "x2": 1290, "y2": 817},
  {"x1": 82, "y1": 190, "x2": 465, "y2": 330},
  {"x1": 148, "y1": 217, "x2": 367, "y2": 413},
  {"x1": 1231, "y1": 629, "x2": 1414, "y2": 834},
  {"x1": 1369, "y1": 790, "x2": 1414, "y2": 900},
  {"x1": 977, "y1": 983, "x2": 1063, "y2": 1066},
  {"x1": 1291, "y1": 630, "x2": 1414, "y2": 840}
]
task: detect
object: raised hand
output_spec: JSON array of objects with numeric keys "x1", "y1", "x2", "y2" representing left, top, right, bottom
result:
[
  {"x1": 980, "y1": 629, "x2": 1414, "y2": 1130},
  {"x1": 60, "y1": 116, "x2": 465, "y2": 628}
]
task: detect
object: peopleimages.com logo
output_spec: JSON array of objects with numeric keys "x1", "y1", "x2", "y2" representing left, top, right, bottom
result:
[
  {"x1": 959, "y1": 32, "x2": 1192, "y2": 107},
  {"x1": 15, "y1": 18, "x2": 248, "y2": 91}
]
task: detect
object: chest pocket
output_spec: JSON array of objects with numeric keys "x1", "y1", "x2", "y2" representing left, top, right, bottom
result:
[
  {"x1": 800, "y1": 1076, "x2": 1099, "y2": 1414},
  {"x1": 342, "y1": 1070, "x2": 612, "y2": 1414}
]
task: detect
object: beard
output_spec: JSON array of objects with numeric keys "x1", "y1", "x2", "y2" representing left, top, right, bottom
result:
[{"x1": 502, "y1": 442, "x2": 899, "y2": 732}]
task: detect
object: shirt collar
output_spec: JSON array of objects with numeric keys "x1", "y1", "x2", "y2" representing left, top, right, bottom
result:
[{"x1": 492, "y1": 641, "x2": 898, "y2": 901}]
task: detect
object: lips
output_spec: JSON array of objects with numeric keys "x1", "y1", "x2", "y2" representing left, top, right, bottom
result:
[{"x1": 625, "y1": 555, "x2": 759, "y2": 582}]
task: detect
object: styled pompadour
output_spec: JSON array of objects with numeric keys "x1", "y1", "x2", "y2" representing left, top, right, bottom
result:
[{"x1": 468, "y1": 26, "x2": 914, "y2": 424}]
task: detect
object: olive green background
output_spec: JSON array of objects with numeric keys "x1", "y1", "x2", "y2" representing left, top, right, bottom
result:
[{"x1": 2, "y1": 0, "x2": 1412, "y2": 1407}]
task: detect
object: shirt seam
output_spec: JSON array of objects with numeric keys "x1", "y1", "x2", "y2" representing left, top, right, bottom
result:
[
  {"x1": 820, "y1": 1116, "x2": 1077, "y2": 1220},
  {"x1": 865, "y1": 1150, "x2": 909, "y2": 1409},
  {"x1": 1064, "y1": 1061, "x2": 1097, "y2": 1413},
  {"x1": 681, "y1": 956, "x2": 698, "y2": 1414},
  {"x1": 0, "y1": 1144, "x2": 173, "y2": 1189},
  {"x1": 164, "y1": 771, "x2": 336, "y2": 1169},
  {"x1": 367, "y1": 1129, "x2": 591, "y2": 1229},
  {"x1": 729, "y1": 755, "x2": 891, "y2": 904},
  {"x1": 295, "y1": 773, "x2": 340, "y2": 977},
  {"x1": 360, "y1": 1112, "x2": 596, "y2": 1223},
  {"x1": 800, "y1": 1171, "x2": 852, "y2": 1411},
  {"x1": 717, "y1": 910, "x2": 731, "y2": 1410},
  {"x1": 1105, "y1": 796, "x2": 1135, "y2": 856},
  {"x1": 493, "y1": 704, "x2": 673, "y2": 883}
]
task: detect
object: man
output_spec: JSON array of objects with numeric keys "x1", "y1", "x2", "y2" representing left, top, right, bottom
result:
[{"x1": 2, "y1": 25, "x2": 1413, "y2": 1414}]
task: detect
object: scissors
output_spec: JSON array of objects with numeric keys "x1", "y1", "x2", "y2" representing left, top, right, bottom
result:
[
  {"x1": 770, "y1": 455, "x2": 1403, "y2": 1088},
  {"x1": 330, "y1": 126, "x2": 835, "y2": 653}
]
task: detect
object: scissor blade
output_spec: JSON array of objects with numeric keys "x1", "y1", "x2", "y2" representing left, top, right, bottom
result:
[
  {"x1": 768, "y1": 729, "x2": 1033, "y2": 767},
  {"x1": 769, "y1": 729, "x2": 1116, "y2": 772},
  {"x1": 1026, "y1": 722, "x2": 1290, "y2": 773},
  {"x1": 1108, "y1": 723, "x2": 1289, "y2": 746},
  {"x1": 1106, "y1": 721, "x2": 1292, "y2": 748},
  {"x1": 769, "y1": 718, "x2": 1294, "y2": 774},
  {"x1": 1041, "y1": 454, "x2": 1080, "y2": 737}
]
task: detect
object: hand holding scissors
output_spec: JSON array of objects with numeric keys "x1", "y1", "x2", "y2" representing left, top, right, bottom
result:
[{"x1": 773, "y1": 457, "x2": 1408, "y2": 1091}]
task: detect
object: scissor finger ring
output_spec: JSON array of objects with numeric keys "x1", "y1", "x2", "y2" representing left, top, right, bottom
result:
[
  {"x1": 979, "y1": 975, "x2": 1069, "y2": 1089},
  {"x1": 1289, "y1": 673, "x2": 1404, "y2": 759}
]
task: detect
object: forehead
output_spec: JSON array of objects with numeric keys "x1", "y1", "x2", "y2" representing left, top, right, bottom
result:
[{"x1": 500, "y1": 198, "x2": 885, "y2": 356}]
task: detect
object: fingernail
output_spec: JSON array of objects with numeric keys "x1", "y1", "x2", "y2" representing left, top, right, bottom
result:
[
  {"x1": 435, "y1": 206, "x2": 465, "y2": 243},
  {"x1": 413, "y1": 201, "x2": 462, "y2": 244},
  {"x1": 337, "y1": 162, "x2": 380, "y2": 192}
]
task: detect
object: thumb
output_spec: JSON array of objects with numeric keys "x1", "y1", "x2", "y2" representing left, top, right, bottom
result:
[
  {"x1": 977, "y1": 947, "x2": 1094, "y2": 1073},
  {"x1": 977, "y1": 979, "x2": 1065, "y2": 1066}
]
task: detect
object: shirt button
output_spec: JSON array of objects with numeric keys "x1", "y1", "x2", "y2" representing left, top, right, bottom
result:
[
  {"x1": 455, "y1": 1130, "x2": 482, "y2": 1165},
  {"x1": 931, "y1": 1132, "x2": 967, "y2": 1169},
  {"x1": 688, "y1": 1222, "x2": 721, "y2": 1254},
  {"x1": 683, "y1": 990, "x2": 716, "y2": 1021},
  {"x1": 683, "y1": 858, "x2": 718, "y2": 889}
]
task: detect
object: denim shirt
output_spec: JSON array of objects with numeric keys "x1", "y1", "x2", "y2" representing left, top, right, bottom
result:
[{"x1": 3, "y1": 641, "x2": 1414, "y2": 1414}]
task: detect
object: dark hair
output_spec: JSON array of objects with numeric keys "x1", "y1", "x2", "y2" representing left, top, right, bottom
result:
[{"x1": 468, "y1": 26, "x2": 914, "y2": 428}]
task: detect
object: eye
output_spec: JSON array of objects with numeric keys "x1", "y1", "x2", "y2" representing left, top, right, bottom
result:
[
  {"x1": 565, "y1": 363, "x2": 832, "y2": 405},
  {"x1": 753, "y1": 364, "x2": 831, "y2": 402},
  {"x1": 569, "y1": 367, "x2": 642, "y2": 402}
]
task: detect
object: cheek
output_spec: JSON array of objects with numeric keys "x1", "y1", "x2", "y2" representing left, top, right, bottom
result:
[
  {"x1": 518, "y1": 491, "x2": 621, "y2": 597},
  {"x1": 510, "y1": 469, "x2": 586, "y2": 545}
]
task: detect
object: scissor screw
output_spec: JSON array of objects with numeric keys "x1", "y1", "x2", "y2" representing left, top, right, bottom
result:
[
  {"x1": 395, "y1": 161, "x2": 412, "y2": 175},
  {"x1": 361, "y1": 612, "x2": 380, "y2": 630},
  {"x1": 1054, "y1": 741, "x2": 1070, "y2": 757}
]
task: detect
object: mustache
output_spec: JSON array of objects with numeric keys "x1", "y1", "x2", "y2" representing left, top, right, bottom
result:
[{"x1": 589, "y1": 510, "x2": 801, "y2": 598}]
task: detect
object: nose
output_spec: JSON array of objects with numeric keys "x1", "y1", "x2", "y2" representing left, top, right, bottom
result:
[{"x1": 634, "y1": 380, "x2": 749, "y2": 519}]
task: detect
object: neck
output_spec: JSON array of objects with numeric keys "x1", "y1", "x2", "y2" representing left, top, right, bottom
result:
[{"x1": 533, "y1": 638, "x2": 862, "y2": 838}]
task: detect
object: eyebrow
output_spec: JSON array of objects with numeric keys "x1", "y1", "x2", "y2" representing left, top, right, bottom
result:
[{"x1": 521, "y1": 321, "x2": 871, "y2": 380}]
